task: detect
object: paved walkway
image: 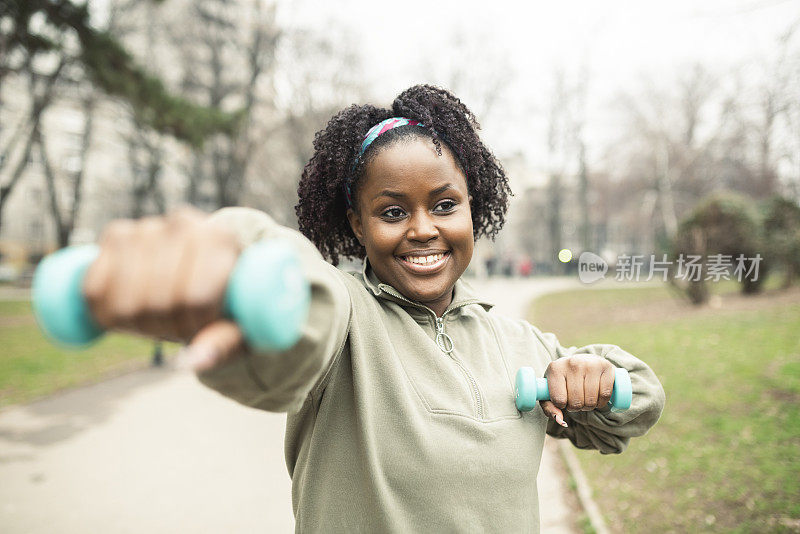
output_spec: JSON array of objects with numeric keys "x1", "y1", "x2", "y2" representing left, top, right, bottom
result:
[{"x1": 0, "y1": 276, "x2": 582, "y2": 533}]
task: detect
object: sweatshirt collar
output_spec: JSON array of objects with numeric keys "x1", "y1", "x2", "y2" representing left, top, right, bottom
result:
[{"x1": 360, "y1": 257, "x2": 494, "y2": 314}]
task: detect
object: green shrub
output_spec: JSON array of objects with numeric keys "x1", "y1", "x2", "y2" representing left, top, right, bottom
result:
[
  {"x1": 762, "y1": 195, "x2": 800, "y2": 288},
  {"x1": 672, "y1": 192, "x2": 766, "y2": 304}
]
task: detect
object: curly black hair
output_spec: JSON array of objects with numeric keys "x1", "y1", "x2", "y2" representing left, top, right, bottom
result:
[{"x1": 295, "y1": 84, "x2": 512, "y2": 265}]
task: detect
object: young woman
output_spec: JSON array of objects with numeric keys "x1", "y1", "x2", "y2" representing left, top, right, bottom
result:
[{"x1": 84, "y1": 85, "x2": 665, "y2": 532}]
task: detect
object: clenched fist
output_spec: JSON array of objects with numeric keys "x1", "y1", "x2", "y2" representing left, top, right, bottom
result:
[
  {"x1": 540, "y1": 354, "x2": 616, "y2": 427},
  {"x1": 82, "y1": 208, "x2": 244, "y2": 370}
]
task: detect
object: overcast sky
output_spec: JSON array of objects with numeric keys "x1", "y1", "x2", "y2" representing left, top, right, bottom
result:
[
  {"x1": 90, "y1": 0, "x2": 799, "y2": 174},
  {"x1": 278, "y1": 0, "x2": 800, "y2": 171}
]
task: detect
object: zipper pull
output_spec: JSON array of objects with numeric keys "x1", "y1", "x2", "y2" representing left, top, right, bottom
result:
[{"x1": 435, "y1": 317, "x2": 454, "y2": 354}]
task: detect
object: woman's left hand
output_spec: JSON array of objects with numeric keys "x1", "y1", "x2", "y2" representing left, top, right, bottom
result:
[{"x1": 540, "y1": 354, "x2": 616, "y2": 427}]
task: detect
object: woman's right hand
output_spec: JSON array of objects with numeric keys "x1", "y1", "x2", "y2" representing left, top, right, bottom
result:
[{"x1": 83, "y1": 208, "x2": 245, "y2": 371}]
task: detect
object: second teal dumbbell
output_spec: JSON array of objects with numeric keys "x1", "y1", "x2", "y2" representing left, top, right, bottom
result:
[
  {"x1": 31, "y1": 240, "x2": 310, "y2": 352},
  {"x1": 515, "y1": 366, "x2": 632, "y2": 413}
]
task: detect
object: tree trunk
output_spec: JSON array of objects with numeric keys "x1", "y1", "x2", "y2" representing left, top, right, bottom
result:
[
  {"x1": 0, "y1": 56, "x2": 66, "y2": 237},
  {"x1": 35, "y1": 127, "x2": 69, "y2": 248},
  {"x1": 126, "y1": 125, "x2": 164, "y2": 218},
  {"x1": 759, "y1": 93, "x2": 777, "y2": 198},
  {"x1": 186, "y1": 152, "x2": 203, "y2": 205},
  {"x1": 0, "y1": 122, "x2": 37, "y2": 234},
  {"x1": 657, "y1": 143, "x2": 679, "y2": 240},
  {"x1": 548, "y1": 173, "x2": 563, "y2": 274},
  {"x1": 36, "y1": 92, "x2": 95, "y2": 249},
  {"x1": 578, "y1": 141, "x2": 590, "y2": 252}
]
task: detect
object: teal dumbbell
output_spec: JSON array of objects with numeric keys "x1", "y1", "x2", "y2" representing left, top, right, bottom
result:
[
  {"x1": 515, "y1": 366, "x2": 632, "y2": 413},
  {"x1": 32, "y1": 240, "x2": 310, "y2": 352}
]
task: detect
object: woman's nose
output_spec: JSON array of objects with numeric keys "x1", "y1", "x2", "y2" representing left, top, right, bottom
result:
[{"x1": 407, "y1": 211, "x2": 439, "y2": 242}]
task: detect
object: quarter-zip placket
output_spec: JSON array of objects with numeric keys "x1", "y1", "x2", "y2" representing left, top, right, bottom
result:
[
  {"x1": 378, "y1": 284, "x2": 486, "y2": 419},
  {"x1": 434, "y1": 312, "x2": 485, "y2": 419},
  {"x1": 434, "y1": 316, "x2": 454, "y2": 353}
]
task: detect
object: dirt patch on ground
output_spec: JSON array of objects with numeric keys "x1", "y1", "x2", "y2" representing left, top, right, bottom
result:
[{"x1": 766, "y1": 387, "x2": 800, "y2": 404}]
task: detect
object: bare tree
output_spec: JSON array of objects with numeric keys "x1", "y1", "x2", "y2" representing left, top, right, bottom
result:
[
  {"x1": 418, "y1": 27, "x2": 515, "y2": 125},
  {"x1": 606, "y1": 64, "x2": 729, "y2": 251},
  {"x1": 572, "y1": 61, "x2": 591, "y2": 252},
  {"x1": 762, "y1": 18, "x2": 800, "y2": 199},
  {"x1": 172, "y1": 0, "x2": 280, "y2": 209},
  {"x1": 108, "y1": 0, "x2": 170, "y2": 218},
  {"x1": 545, "y1": 68, "x2": 582, "y2": 271},
  {"x1": 251, "y1": 26, "x2": 367, "y2": 225},
  {"x1": 125, "y1": 126, "x2": 167, "y2": 218},
  {"x1": 0, "y1": 54, "x2": 67, "y2": 235},
  {"x1": 34, "y1": 88, "x2": 96, "y2": 247}
]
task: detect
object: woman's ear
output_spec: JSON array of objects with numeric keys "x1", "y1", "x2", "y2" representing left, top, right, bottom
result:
[{"x1": 346, "y1": 207, "x2": 364, "y2": 245}]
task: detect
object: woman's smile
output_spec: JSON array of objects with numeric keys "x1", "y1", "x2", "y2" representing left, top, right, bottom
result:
[
  {"x1": 397, "y1": 251, "x2": 451, "y2": 274},
  {"x1": 346, "y1": 137, "x2": 474, "y2": 317}
]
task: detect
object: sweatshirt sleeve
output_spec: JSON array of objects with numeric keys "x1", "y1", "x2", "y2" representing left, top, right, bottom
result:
[
  {"x1": 531, "y1": 326, "x2": 665, "y2": 454},
  {"x1": 195, "y1": 207, "x2": 351, "y2": 413}
]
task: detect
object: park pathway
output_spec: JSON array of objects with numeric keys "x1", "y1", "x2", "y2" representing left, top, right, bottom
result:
[{"x1": 0, "y1": 276, "x2": 582, "y2": 533}]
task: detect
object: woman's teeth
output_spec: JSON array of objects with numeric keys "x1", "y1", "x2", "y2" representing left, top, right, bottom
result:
[{"x1": 403, "y1": 253, "x2": 446, "y2": 265}]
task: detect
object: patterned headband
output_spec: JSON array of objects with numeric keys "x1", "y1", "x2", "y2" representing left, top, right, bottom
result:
[{"x1": 344, "y1": 117, "x2": 424, "y2": 208}]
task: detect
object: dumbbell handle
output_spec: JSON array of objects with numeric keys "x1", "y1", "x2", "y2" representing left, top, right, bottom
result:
[
  {"x1": 32, "y1": 240, "x2": 310, "y2": 352},
  {"x1": 515, "y1": 366, "x2": 632, "y2": 413}
]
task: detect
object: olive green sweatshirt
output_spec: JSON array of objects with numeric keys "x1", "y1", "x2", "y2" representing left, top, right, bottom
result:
[{"x1": 200, "y1": 207, "x2": 666, "y2": 533}]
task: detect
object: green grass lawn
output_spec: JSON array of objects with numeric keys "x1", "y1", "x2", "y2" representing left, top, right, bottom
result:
[
  {"x1": 0, "y1": 300, "x2": 175, "y2": 408},
  {"x1": 531, "y1": 285, "x2": 800, "y2": 533}
]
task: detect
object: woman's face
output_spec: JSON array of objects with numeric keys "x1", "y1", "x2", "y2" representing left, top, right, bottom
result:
[{"x1": 346, "y1": 136, "x2": 474, "y2": 317}]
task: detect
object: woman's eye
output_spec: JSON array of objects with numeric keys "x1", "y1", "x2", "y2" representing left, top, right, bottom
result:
[
  {"x1": 382, "y1": 207, "x2": 405, "y2": 219},
  {"x1": 435, "y1": 200, "x2": 456, "y2": 212}
]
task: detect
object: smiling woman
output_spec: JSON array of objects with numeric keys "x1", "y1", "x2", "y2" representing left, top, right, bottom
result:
[
  {"x1": 346, "y1": 137, "x2": 474, "y2": 316},
  {"x1": 295, "y1": 84, "x2": 511, "y2": 267},
  {"x1": 52, "y1": 84, "x2": 664, "y2": 533}
]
